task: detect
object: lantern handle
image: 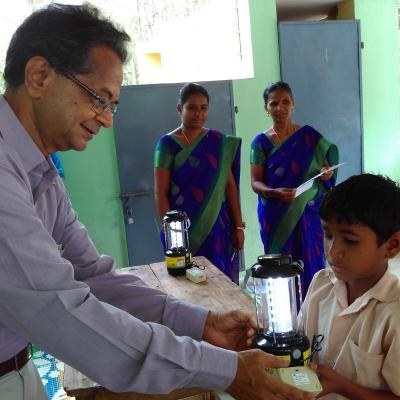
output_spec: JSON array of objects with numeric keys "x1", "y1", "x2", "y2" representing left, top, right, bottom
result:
[
  {"x1": 292, "y1": 260, "x2": 304, "y2": 274},
  {"x1": 302, "y1": 334, "x2": 324, "y2": 363}
]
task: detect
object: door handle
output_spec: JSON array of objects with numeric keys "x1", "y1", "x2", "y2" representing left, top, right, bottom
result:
[
  {"x1": 120, "y1": 190, "x2": 154, "y2": 199},
  {"x1": 125, "y1": 206, "x2": 134, "y2": 225},
  {"x1": 120, "y1": 191, "x2": 154, "y2": 225}
]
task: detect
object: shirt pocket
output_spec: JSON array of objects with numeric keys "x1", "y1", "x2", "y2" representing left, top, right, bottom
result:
[{"x1": 349, "y1": 339, "x2": 385, "y2": 390}]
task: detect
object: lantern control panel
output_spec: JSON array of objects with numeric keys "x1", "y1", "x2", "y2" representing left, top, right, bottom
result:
[{"x1": 272, "y1": 366, "x2": 322, "y2": 394}]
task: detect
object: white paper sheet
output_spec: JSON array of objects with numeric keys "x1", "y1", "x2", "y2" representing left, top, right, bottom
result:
[{"x1": 295, "y1": 162, "x2": 346, "y2": 198}]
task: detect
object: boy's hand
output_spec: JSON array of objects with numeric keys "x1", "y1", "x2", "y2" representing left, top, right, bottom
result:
[{"x1": 311, "y1": 363, "x2": 343, "y2": 398}]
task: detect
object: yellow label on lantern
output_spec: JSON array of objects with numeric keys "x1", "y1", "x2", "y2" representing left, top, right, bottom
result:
[
  {"x1": 302, "y1": 348, "x2": 311, "y2": 366},
  {"x1": 267, "y1": 347, "x2": 311, "y2": 374},
  {"x1": 165, "y1": 255, "x2": 186, "y2": 268}
]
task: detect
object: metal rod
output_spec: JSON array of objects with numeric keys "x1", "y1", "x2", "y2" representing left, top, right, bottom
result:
[{"x1": 120, "y1": 190, "x2": 154, "y2": 199}]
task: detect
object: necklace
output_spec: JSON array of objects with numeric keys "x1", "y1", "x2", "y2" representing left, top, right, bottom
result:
[
  {"x1": 271, "y1": 128, "x2": 282, "y2": 144},
  {"x1": 269, "y1": 127, "x2": 283, "y2": 145},
  {"x1": 270, "y1": 125, "x2": 295, "y2": 145},
  {"x1": 177, "y1": 128, "x2": 203, "y2": 145},
  {"x1": 180, "y1": 129, "x2": 190, "y2": 145}
]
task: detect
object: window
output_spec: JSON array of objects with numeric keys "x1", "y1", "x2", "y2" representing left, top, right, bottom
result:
[{"x1": 0, "y1": 0, "x2": 253, "y2": 89}]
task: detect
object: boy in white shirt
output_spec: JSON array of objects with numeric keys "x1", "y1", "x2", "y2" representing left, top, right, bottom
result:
[{"x1": 299, "y1": 173, "x2": 400, "y2": 400}]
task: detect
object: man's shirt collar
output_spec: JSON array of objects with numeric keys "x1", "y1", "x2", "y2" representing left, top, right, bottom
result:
[
  {"x1": 328, "y1": 266, "x2": 400, "y2": 315},
  {"x1": 0, "y1": 95, "x2": 46, "y2": 173}
]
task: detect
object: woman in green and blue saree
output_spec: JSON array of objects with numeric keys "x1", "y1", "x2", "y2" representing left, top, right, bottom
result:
[
  {"x1": 250, "y1": 82, "x2": 339, "y2": 297},
  {"x1": 154, "y1": 83, "x2": 244, "y2": 284}
]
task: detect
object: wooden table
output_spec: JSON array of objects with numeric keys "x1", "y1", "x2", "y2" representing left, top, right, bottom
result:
[{"x1": 63, "y1": 257, "x2": 254, "y2": 399}]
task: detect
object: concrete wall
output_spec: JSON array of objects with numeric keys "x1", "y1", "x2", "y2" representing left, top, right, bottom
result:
[
  {"x1": 60, "y1": 128, "x2": 129, "y2": 268},
  {"x1": 354, "y1": 0, "x2": 400, "y2": 179},
  {"x1": 232, "y1": 0, "x2": 280, "y2": 265},
  {"x1": 337, "y1": 0, "x2": 400, "y2": 179}
]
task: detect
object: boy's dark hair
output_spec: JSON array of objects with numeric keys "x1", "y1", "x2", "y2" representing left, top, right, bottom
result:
[
  {"x1": 178, "y1": 83, "x2": 209, "y2": 105},
  {"x1": 4, "y1": 3, "x2": 130, "y2": 89},
  {"x1": 319, "y1": 173, "x2": 400, "y2": 245},
  {"x1": 263, "y1": 81, "x2": 294, "y2": 105}
]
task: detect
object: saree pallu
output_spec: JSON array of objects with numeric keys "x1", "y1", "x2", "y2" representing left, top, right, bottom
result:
[
  {"x1": 250, "y1": 125, "x2": 338, "y2": 296},
  {"x1": 154, "y1": 129, "x2": 241, "y2": 283}
]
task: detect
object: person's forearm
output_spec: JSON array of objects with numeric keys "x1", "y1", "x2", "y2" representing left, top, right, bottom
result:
[
  {"x1": 154, "y1": 168, "x2": 172, "y2": 218},
  {"x1": 155, "y1": 193, "x2": 170, "y2": 219},
  {"x1": 86, "y1": 270, "x2": 209, "y2": 338},
  {"x1": 225, "y1": 176, "x2": 243, "y2": 227},
  {"x1": 251, "y1": 180, "x2": 276, "y2": 198}
]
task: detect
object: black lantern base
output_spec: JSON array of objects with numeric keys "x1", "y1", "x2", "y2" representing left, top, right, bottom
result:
[
  {"x1": 165, "y1": 249, "x2": 192, "y2": 276},
  {"x1": 255, "y1": 332, "x2": 311, "y2": 367}
]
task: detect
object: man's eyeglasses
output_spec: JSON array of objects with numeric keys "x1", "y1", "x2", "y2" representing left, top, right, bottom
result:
[{"x1": 63, "y1": 72, "x2": 118, "y2": 116}]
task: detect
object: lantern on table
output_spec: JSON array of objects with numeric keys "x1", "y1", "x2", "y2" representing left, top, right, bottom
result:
[{"x1": 162, "y1": 210, "x2": 192, "y2": 275}]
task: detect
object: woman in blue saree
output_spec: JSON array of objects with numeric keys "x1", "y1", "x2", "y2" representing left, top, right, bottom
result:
[
  {"x1": 250, "y1": 82, "x2": 338, "y2": 296},
  {"x1": 154, "y1": 83, "x2": 244, "y2": 283}
]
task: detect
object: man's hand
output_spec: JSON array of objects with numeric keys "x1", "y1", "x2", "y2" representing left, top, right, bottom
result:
[
  {"x1": 227, "y1": 350, "x2": 316, "y2": 400},
  {"x1": 203, "y1": 311, "x2": 256, "y2": 351}
]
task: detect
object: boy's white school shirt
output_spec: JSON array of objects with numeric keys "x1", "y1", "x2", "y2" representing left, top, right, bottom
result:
[{"x1": 298, "y1": 267, "x2": 400, "y2": 400}]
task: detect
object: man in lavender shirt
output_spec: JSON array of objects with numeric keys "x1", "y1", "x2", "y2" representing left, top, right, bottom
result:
[{"x1": 0, "y1": 4, "x2": 314, "y2": 400}]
